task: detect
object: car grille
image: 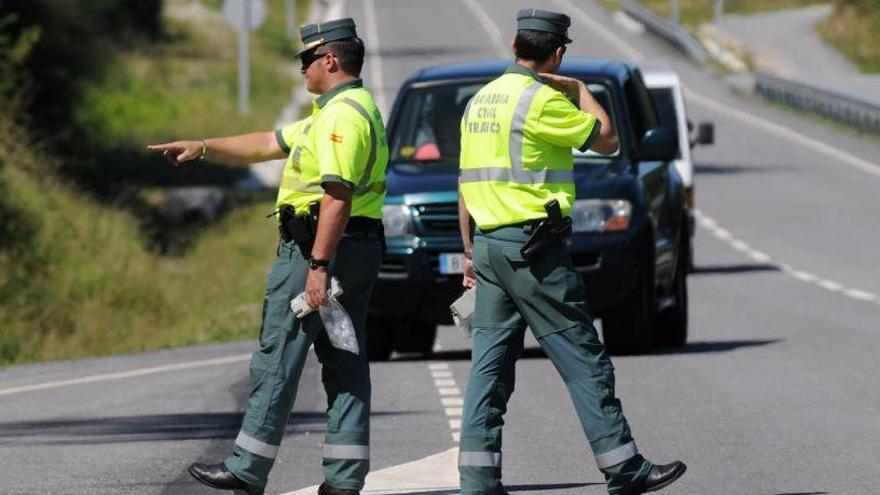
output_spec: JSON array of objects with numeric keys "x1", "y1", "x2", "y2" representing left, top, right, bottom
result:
[{"x1": 415, "y1": 202, "x2": 459, "y2": 236}]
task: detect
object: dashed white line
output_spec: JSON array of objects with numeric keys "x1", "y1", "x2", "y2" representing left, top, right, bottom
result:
[
  {"x1": 437, "y1": 386, "x2": 461, "y2": 396},
  {"x1": 695, "y1": 209, "x2": 880, "y2": 307},
  {"x1": 441, "y1": 397, "x2": 464, "y2": 407},
  {"x1": 429, "y1": 360, "x2": 466, "y2": 443}
]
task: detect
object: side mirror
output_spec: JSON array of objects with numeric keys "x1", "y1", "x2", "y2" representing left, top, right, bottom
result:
[
  {"x1": 641, "y1": 127, "x2": 678, "y2": 161},
  {"x1": 695, "y1": 122, "x2": 714, "y2": 146}
]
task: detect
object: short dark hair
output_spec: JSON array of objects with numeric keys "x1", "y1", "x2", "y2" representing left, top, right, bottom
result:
[
  {"x1": 514, "y1": 29, "x2": 566, "y2": 63},
  {"x1": 324, "y1": 37, "x2": 365, "y2": 76}
]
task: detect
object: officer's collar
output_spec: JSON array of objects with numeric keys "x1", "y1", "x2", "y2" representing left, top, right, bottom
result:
[
  {"x1": 316, "y1": 78, "x2": 363, "y2": 108},
  {"x1": 505, "y1": 63, "x2": 542, "y2": 82}
]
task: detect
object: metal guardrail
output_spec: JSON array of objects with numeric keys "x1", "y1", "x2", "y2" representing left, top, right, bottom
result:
[
  {"x1": 620, "y1": 0, "x2": 708, "y2": 64},
  {"x1": 755, "y1": 72, "x2": 880, "y2": 136}
]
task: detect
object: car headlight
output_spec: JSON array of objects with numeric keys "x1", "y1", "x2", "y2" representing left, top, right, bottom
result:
[
  {"x1": 382, "y1": 204, "x2": 414, "y2": 237},
  {"x1": 570, "y1": 199, "x2": 632, "y2": 233}
]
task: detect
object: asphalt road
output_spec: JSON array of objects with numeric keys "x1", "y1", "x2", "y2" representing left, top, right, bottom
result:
[{"x1": 2, "y1": 0, "x2": 880, "y2": 494}]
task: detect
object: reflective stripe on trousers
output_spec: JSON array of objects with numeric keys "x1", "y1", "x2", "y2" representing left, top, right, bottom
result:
[
  {"x1": 595, "y1": 441, "x2": 638, "y2": 469},
  {"x1": 235, "y1": 431, "x2": 280, "y2": 459},
  {"x1": 324, "y1": 443, "x2": 370, "y2": 460},
  {"x1": 459, "y1": 451, "x2": 502, "y2": 468}
]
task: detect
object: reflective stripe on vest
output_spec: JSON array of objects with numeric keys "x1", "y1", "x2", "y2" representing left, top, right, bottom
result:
[
  {"x1": 458, "y1": 451, "x2": 502, "y2": 468},
  {"x1": 323, "y1": 443, "x2": 370, "y2": 460},
  {"x1": 460, "y1": 81, "x2": 568, "y2": 185},
  {"x1": 595, "y1": 441, "x2": 638, "y2": 469},
  {"x1": 337, "y1": 97, "x2": 380, "y2": 195}
]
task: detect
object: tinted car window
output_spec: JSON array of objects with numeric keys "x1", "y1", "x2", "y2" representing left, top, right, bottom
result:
[
  {"x1": 390, "y1": 80, "x2": 618, "y2": 166},
  {"x1": 648, "y1": 87, "x2": 682, "y2": 159}
]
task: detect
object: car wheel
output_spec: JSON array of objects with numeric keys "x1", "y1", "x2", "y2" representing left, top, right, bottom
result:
[
  {"x1": 656, "y1": 245, "x2": 688, "y2": 347},
  {"x1": 394, "y1": 319, "x2": 437, "y2": 357},
  {"x1": 602, "y1": 241, "x2": 655, "y2": 355},
  {"x1": 366, "y1": 316, "x2": 394, "y2": 361}
]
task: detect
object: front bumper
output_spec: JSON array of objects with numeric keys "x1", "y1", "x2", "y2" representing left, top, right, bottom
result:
[{"x1": 369, "y1": 231, "x2": 642, "y2": 324}]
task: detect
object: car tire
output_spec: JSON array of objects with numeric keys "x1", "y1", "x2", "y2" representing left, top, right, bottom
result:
[
  {"x1": 394, "y1": 319, "x2": 437, "y2": 357},
  {"x1": 367, "y1": 316, "x2": 394, "y2": 361},
  {"x1": 656, "y1": 245, "x2": 688, "y2": 347},
  {"x1": 602, "y1": 239, "x2": 655, "y2": 355}
]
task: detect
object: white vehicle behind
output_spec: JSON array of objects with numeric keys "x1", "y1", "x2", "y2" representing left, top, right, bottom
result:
[{"x1": 643, "y1": 68, "x2": 714, "y2": 268}]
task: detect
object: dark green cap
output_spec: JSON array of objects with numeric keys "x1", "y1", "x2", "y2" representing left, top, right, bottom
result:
[
  {"x1": 516, "y1": 8, "x2": 572, "y2": 44},
  {"x1": 296, "y1": 18, "x2": 358, "y2": 57}
]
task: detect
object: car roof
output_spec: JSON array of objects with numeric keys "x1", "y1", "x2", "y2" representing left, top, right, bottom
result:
[
  {"x1": 408, "y1": 57, "x2": 636, "y2": 85},
  {"x1": 641, "y1": 67, "x2": 681, "y2": 88}
]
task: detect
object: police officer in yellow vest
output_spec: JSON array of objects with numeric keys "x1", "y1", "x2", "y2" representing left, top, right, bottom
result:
[
  {"x1": 148, "y1": 18, "x2": 387, "y2": 495},
  {"x1": 456, "y1": 9, "x2": 686, "y2": 495}
]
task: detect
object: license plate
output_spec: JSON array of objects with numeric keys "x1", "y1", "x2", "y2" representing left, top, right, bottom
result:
[{"x1": 439, "y1": 252, "x2": 466, "y2": 274}]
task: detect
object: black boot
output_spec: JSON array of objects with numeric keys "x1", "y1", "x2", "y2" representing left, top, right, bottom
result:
[
  {"x1": 628, "y1": 461, "x2": 687, "y2": 494},
  {"x1": 318, "y1": 482, "x2": 360, "y2": 495},
  {"x1": 188, "y1": 462, "x2": 264, "y2": 495}
]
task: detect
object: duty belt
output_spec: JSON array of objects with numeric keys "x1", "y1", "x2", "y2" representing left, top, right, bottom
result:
[{"x1": 277, "y1": 204, "x2": 383, "y2": 246}]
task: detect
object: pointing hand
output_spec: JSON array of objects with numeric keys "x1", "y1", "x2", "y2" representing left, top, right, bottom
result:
[{"x1": 147, "y1": 140, "x2": 204, "y2": 166}]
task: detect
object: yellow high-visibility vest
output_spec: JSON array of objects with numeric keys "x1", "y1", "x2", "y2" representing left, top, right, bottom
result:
[
  {"x1": 275, "y1": 79, "x2": 388, "y2": 219},
  {"x1": 459, "y1": 64, "x2": 600, "y2": 230}
]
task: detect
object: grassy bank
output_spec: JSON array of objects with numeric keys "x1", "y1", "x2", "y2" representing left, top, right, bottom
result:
[
  {"x1": 0, "y1": 131, "x2": 276, "y2": 363},
  {"x1": 818, "y1": 1, "x2": 880, "y2": 73},
  {"x1": 613, "y1": 0, "x2": 828, "y2": 30},
  {"x1": 0, "y1": 0, "x2": 311, "y2": 365}
]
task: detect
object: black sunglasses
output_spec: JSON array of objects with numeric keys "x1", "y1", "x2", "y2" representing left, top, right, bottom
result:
[{"x1": 300, "y1": 48, "x2": 331, "y2": 73}]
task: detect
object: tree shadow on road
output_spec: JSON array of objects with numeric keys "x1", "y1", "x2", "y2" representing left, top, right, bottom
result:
[
  {"x1": 0, "y1": 410, "x2": 420, "y2": 445},
  {"x1": 382, "y1": 483, "x2": 601, "y2": 494},
  {"x1": 394, "y1": 339, "x2": 784, "y2": 362},
  {"x1": 691, "y1": 263, "x2": 781, "y2": 275},
  {"x1": 694, "y1": 162, "x2": 789, "y2": 175},
  {"x1": 653, "y1": 338, "x2": 784, "y2": 355}
]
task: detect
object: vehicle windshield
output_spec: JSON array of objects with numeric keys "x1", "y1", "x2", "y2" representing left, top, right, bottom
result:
[
  {"x1": 648, "y1": 87, "x2": 682, "y2": 159},
  {"x1": 389, "y1": 79, "x2": 619, "y2": 166}
]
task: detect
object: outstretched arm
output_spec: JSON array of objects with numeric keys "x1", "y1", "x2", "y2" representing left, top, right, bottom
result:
[{"x1": 147, "y1": 131, "x2": 286, "y2": 166}]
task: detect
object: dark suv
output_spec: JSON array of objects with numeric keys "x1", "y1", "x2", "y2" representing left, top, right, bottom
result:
[{"x1": 368, "y1": 58, "x2": 689, "y2": 359}]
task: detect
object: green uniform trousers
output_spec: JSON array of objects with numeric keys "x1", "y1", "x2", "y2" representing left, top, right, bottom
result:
[
  {"x1": 224, "y1": 232, "x2": 381, "y2": 491},
  {"x1": 459, "y1": 226, "x2": 651, "y2": 495}
]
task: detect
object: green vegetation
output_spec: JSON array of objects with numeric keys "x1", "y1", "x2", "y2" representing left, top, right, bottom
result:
[
  {"x1": 623, "y1": 0, "x2": 828, "y2": 29},
  {"x1": 0, "y1": 128, "x2": 276, "y2": 363},
  {"x1": 0, "y1": 0, "x2": 312, "y2": 365},
  {"x1": 818, "y1": 0, "x2": 880, "y2": 73}
]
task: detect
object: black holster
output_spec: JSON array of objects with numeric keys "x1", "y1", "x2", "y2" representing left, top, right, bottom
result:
[
  {"x1": 520, "y1": 200, "x2": 572, "y2": 262},
  {"x1": 278, "y1": 203, "x2": 318, "y2": 247}
]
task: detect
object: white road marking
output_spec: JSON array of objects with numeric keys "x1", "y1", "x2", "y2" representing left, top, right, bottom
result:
[
  {"x1": 438, "y1": 386, "x2": 461, "y2": 396},
  {"x1": 281, "y1": 447, "x2": 460, "y2": 495},
  {"x1": 696, "y1": 209, "x2": 880, "y2": 307},
  {"x1": 363, "y1": 0, "x2": 388, "y2": 115},
  {"x1": 458, "y1": 0, "x2": 507, "y2": 57},
  {"x1": 429, "y1": 360, "x2": 465, "y2": 443},
  {"x1": 0, "y1": 353, "x2": 251, "y2": 398},
  {"x1": 445, "y1": 407, "x2": 463, "y2": 417}
]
